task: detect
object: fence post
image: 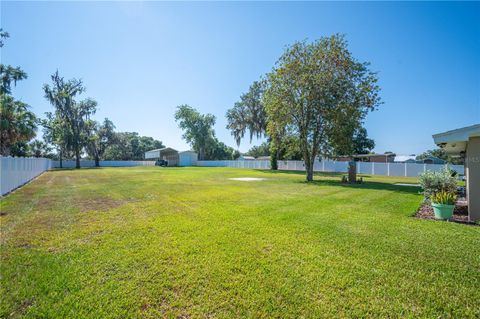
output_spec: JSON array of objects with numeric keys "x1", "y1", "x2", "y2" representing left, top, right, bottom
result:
[
  {"x1": 404, "y1": 163, "x2": 407, "y2": 177},
  {"x1": 387, "y1": 163, "x2": 390, "y2": 176},
  {"x1": 424, "y1": 163, "x2": 426, "y2": 173}
]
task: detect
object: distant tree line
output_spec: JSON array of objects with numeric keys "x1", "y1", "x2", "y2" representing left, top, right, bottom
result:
[{"x1": 0, "y1": 29, "x2": 165, "y2": 168}]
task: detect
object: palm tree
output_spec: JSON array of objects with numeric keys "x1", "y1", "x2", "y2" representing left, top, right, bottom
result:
[{"x1": 0, "y1": 95, "x2": 37, "y2": 156}]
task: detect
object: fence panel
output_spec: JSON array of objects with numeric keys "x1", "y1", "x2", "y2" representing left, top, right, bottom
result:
[
  {"x1": 406, "y1": 163, "x2": 425, "y2": 177},
  {"x1": 373, "y1": 163, "x2": 389, "y2": 176},
  {"x1": 388, "y1": 163, "x2": 405, "y2": 176},
  {"x1": 195, "y1": 159, "x2": 462, "y2": 178},
  {"x1": 1, "y1": 157, "x2": 52, "y2": 196},
  {"x1": 52, "y1": 160, "x2": 155, "y2": 168}
]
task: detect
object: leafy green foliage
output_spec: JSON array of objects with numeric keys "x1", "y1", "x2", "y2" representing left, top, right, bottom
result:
[
  {"x1": 28, "y1": 139, "x2": 53, "y2": 158},
  {"x1": 0, "y1": 29, "x2": 36, "y2": 155},
  {"x1": 0, "y1": 28, "x2": 8, "y2": 47},
  {"x1": 175, "y1": 104, "x2": 216, "y2": 160},
  {"x1": 175, "y1": 105, "x2": 236, "y2": 160},
  {"x1": 264, "y1": 34, "x2": 381, "y2": 181},
  {"x1": 0, "y1": 29, "x2": 28, "y2": 95},
  {"x1": 41, "y1": 111, "x2": 74, "y2": 164},
  {"x1": 226, "y1": 80, "x2": 267, "y2": 146},
  {"x1": 103, "y1": 132, "x2": 164, "y2": 161},
  {"x1": 0, "y1": 65, "x2": 27, "y2": 95},
  {"x1": 247, "y1": 139, "x2": 303, "y2": 160},
  {"x1": 0, "y1": 96, "x2": 37, "y2": 155},
  {"x1": 232, "y1": 149, "x2": 241, "y2": 160},
  {"x1": 85, "y1": 118, "x2": 117, "y2": 166},
  {"x1": 246, "y1": 142, "x2": 270, "y2": 158},
  {"x1": 419, "y1": 168, "x2": 457, "y2": 197},
  {"x1": 335, "y1": 127, "x2": 375, "y2": 155},
  {"x1": 431, "y1": 191, "x2": 456, "y2": 205},
  {"x1": 205, "y1": 138, "x2": 236, "y2": 160},
  {"x1": 43, "y1": 72, "x2": 97, "y2": 168},
  {"x1": 10, "y1": 141, "x2": 30, "y2": 157}
]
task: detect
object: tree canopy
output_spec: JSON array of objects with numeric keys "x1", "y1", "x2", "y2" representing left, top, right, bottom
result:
[
  {"x1": 43, "y1": 72, "x2": 97, "y2": 168},
  {"x1": 85, "y1": 118, "x2": 117, "y2": 166},
  {"x1": 0, "y1": 97, "x2": 37, "y2": 155},
  {"x1": 246, "y1": 142, "x2": 270, "y2": 158},
  {"x1": 175, "y1": 105, "x2": 217, "y2": 160},
  {"x1": 264, "y1": 34, "x2": 381, "y2": 181},
  {"x1": 335, "y1": 127, "x2": 375, "y2": 155},
  {"x1": 0, "y1": 29, "x2": 37, "y2": 156},
  {"x1": 226, "y1": 80, "x2": 267, "y2": 147},
  {"x1": 103, "y1": 132, "x2": 164, "y2": 161}
]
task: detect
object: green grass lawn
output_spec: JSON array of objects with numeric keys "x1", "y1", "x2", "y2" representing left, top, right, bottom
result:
[{"x1": 1, "y1": 167, "x2": 479, "y2": 318}]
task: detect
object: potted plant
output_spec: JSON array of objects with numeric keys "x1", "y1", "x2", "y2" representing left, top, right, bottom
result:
[{"x1": 431, "y1": 191, "x2": 456, "y2": 220}]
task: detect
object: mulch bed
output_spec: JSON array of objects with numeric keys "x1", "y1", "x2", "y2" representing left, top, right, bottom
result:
[{"x1": 415, "y1": 199, "x2": 477, "y2": 226}]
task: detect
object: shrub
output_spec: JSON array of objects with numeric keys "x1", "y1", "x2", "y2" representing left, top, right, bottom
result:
[
  {"x1": 419, "y1": 168, "x2": 457, "y2": 198},
  {"x1": 431, "y1": 191, "x2": 456, "y2": 205}
]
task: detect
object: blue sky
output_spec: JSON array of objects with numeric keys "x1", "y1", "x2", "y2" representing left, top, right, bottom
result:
[{"x1": 2, "y1": 1, "x2": 479, "y2": 155}]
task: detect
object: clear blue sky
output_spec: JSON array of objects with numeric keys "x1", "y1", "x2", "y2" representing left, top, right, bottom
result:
[{"x1": 2, "y1": 1, "x2": 479, "y2": 155}]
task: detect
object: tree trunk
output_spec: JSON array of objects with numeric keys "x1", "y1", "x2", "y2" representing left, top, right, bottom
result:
[
  {"x1": 95, "y1": 155, "x2": 100, "y2": 167},
  {"x1": 305, "y1": 156, "x2": 314, "y2": 182},
  {"x1": 75, "y1": 147, "x2": 81, "y2": 169},
  {"x1": 59, "y1": 149, "x2": 63, "y2": 168},
  {"x1": 270, "y1": 148, "x2": 278, "y2": 170},
  {"x1": 2, "y1": 146, "x2": 11, "y2": 157},
  {"x1": 348, "y1": 161, "x2": 357, "y2": 183}
]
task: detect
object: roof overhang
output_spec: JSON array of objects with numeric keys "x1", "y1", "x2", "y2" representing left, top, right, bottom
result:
[
  {"x1": 159, "y1": 147, "x2": 178, "y2": 153},
  {"x1": 145, "y1": 147, "x2": 179, "y2": 159},
  {"x1": 432, "y1": 124, "x2": 480, "y2": 155}
]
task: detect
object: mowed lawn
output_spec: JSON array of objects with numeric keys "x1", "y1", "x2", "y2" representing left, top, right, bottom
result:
[{"x1": 1, "y1": 167, "x2": 479, "y2": 318}]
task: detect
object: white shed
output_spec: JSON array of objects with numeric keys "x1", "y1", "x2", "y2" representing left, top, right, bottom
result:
[
  {"x1": 145, "y1": 148, "x2": 197, "y2": 167},
  {"x1": 179, "y1": 151, "x2": 198, "y2": 166}
]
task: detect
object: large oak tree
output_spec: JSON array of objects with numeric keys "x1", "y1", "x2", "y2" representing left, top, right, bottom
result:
[
  {"x1": 85, "y1": 118, "x2": 117, "y2": 167},
  {"x1": 175, "y1": 105, "x2": 216, "y2": 160},
  {"x1": 43, "y1": 72, "x2": 97, "y2": 168},
  {"x1": 264, "y1": 35, "x2": 381, "y2": 181}
]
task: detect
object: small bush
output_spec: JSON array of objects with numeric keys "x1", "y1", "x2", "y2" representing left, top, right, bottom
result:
[
  {"x1": 431, "y1": 191, "x2": 456, "y2": 205},
  {"x1": 419, "y1": 168, "x2": 457, "y2": 198}
]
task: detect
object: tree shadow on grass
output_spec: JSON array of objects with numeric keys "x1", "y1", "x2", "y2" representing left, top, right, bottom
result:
[
  {"x1": 257, "y1": 169, "x2": 344, "y2": 178},
  {"x1": 257, "y1": 169, "x2": 421, "y2": 195},
  {"x1": 51, "y1": 167, "x2": 105, "y2": 171},
  {"x1": 303, "y1": 179, "x2": 422, "y2": 195}
]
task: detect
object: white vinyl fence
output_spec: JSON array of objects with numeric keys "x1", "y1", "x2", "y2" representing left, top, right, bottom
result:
[
  {"x1": 1, "y1": 158, "x2": 155, "y2": 196},
  {"x1": 1, "y1": 157, "x2": 52, "y2": 196},
  {"x1": 196, "y1": 159, "x2": 464, "y2": 177},
  {"x1": 52, "y1": 160, "x2": 155, "y2": 168},
  {"x1": 197, "y1": 160, "x2": 271, "y2": 169}
]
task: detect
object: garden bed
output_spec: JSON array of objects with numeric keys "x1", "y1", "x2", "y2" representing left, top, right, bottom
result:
[{"x1": 415, "y1": 198, "x2": 476, "y2": 225}]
